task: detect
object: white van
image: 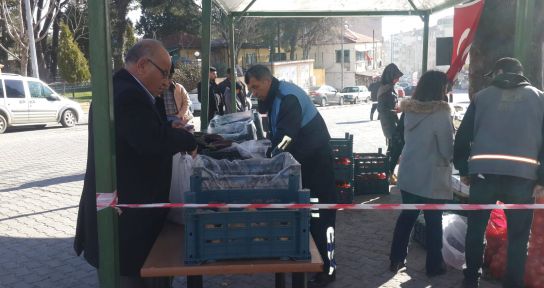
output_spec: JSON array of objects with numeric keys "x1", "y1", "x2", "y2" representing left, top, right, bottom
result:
[{"x1": 0, "y1": 74, "x2": 84, "y2": 133}]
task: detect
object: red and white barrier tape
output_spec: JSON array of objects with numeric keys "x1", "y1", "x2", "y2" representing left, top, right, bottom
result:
[
  {"x1": 96, "y1": 192, "x2": 118, "y2": 211},
  {"x1": 95, "y1": 195, "x2": 544, "y2": 210}
]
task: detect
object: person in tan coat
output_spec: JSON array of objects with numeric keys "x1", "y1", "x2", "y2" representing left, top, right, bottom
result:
[{"x1": 163, "y1": 63, "x2": 193, "y2": 124}]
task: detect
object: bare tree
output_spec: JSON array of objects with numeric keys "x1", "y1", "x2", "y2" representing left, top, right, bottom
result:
[
  {"x1": 111, "y1": 0, "x2": 133, "y2": 71},
  {"x1": 0, "y1": 0, "x2": 64, "y2": 76},
  {"x1": 212, "y1": 4, "x2": 260, "y2": 69}
]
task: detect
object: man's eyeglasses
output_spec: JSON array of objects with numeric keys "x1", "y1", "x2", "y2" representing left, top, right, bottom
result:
[{"x1": 147, "y1": 59, "x2": 168, "y2": 79}]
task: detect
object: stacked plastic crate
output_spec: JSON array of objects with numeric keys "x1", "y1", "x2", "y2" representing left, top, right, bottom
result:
[
  {"x1": 353, "y1": 148, "x2": 390, "y2": 195},
  {"x1": 330, "y1": 133, "x2": 354, "y2": 204},
  {"x1": 183, "y1": 154, "x2": 310, "y2": 264}
]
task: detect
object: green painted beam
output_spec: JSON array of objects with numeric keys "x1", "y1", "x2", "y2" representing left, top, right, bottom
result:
[
  {"x1": 239, "y1": 0, "x2": 258, "y2": 16},
  {"x1": 407, "y1": 0, "x2": 424, "y2": 21},
  {"x1": 228, "y1": 15, "x2": 237, "y2": 112},
  {"x1": 422, "y1": 12, "x2": 430, "y2": 73},
  {"x1": 200, "y1": 0, "x2": 213, "y2": 130},
  {"x1": 231, "y1": 10, "x2": 426, "y2": 17},
  {"x1": 88, "y1": 0, "x2": 119, "y2": 287}
]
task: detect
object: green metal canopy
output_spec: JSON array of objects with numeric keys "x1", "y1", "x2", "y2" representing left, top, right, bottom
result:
[
  {"x1": 217, "y1": 0, "x2": 463, "y2": 14},
  {"x1": 88, "y1": 0, "x2": 538, "y2": 287}
]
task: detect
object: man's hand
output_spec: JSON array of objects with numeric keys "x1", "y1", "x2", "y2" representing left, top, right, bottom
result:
[
  {"x1": 277, "y1": 135, "x2": 292, "y2": 150},
  {"x1": 171, "y1": 119, "x2": 184, "y2": 129},
  {"x1": 190, "y1": 147, "x2": 198, "y2": 159},
  {"x1": 460, "y1": 176, "x2": 471, "y2": 186},
  {"x1": 533, "y1": 184, "x2": 544, "y2": 198}
]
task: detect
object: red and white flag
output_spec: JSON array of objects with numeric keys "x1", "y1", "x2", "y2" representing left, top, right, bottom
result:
[{"x1": 446, "y1": 0, "x2": 485, "y2": 82}]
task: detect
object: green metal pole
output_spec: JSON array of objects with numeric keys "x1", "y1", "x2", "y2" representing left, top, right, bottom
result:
[
  {"x1": 200, "y1": 0, "x2": 212, "y2": 130},
  {"x1": 422, "y1": 12, "x2": 430, "y2": 73},
  {"x1": 514, "y1": 0, "x2": 535, "y2": 68},
  {"x1": 228, "y1": 15, "x2": 237, "y2": 113},
  {"x1": 88, "y1": 0, "x2": 119, "y2": 287}
]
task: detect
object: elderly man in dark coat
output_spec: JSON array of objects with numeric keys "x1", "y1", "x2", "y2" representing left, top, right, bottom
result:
[{"x1": 74, "y1": 39, "x2": 197, "y2": 287}]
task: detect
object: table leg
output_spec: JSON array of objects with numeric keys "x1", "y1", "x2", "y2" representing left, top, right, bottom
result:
[
  {"x1": 187, "y1": 275, "x2": 203, "y2": 288},
  {"x1": 275, "y1": 273, "x2": 286, "y2": 288},
  {"x1": 292, "y1": 272, "x2": 307, "y2": 288}
]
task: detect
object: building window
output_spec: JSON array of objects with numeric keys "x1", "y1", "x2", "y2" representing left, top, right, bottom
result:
[
  {"x1": 335, "y1": 50, "x2": 350, "y2": 63},
  {"x1": 245, "y1": 53, "x2": 257, "y2": 65},
  {"x1": 356, "y1": 51, "x2": 364, "y2": 62}
]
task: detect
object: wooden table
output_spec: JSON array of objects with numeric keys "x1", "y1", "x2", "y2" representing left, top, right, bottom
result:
[{"x1": 141, "y1": 222, "x2": 323, "y2": 288}]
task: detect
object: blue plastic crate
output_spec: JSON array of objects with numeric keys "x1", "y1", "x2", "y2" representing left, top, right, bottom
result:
[
  {"x1": 184, "y1": 175, "x2": 310, "y2": 264},
  {"x1": 184, "y1": 209, "x2": 310, "y2": 264}
]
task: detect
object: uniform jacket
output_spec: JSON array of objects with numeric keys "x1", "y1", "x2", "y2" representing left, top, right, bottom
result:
[
  {"x1": 74, "y1": 69, "x2": 197, "y2": 276},
  {"x1": 261, "y1": 78, "x2": 336, "y2": 203},
  {"x1": 454, "y1": 73, "x2": 544, "y2": 184},
  {"x1": 397, "y1": 99, "x2": 453, "y2": 200}
]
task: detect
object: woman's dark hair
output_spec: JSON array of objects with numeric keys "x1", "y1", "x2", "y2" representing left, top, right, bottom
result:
[
  {"x1": 412, "y1": 70, "x2": 448, "y2": 102},
  {"x1": 381, "y1": 63, "x2": 403, "y2": 85}
]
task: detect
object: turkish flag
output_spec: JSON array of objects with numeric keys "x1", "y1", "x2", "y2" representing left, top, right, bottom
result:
[{"x1": 446, "y1": 0, "x2": 485, "y2": 82}]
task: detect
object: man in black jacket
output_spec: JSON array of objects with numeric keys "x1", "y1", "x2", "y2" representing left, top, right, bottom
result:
[
  {"x1": 369, "y1": 76, "x2": 381, "y2": 121},
  {"x1": 74, "y1": 39, "x2": 197, "y2": 287},
  {"x1": 454, "y1": 57, "x2": 544, "y2": 288},
  {"x1": 245, "y1": 65, "x2": 337, "y2": 288},
  {"x1": 198, "y1": 66, "x2": 222, "y2": 121}
]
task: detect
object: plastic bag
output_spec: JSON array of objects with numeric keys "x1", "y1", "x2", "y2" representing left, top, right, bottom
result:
[
  {"x1": 442, "y1": 214, "x2": 467, "y2": 270},
  {"x1": 215, "y1": 139, "x2": 271, "y2": 159},
  {"x1": 208, "y1": 110, "x2": 253, "y2": 126},
  {"x1": 207, "y1": 111, "x2": 258, "y2": 142},
  {"x1": 192, "y1": 152, "x2": 301, "y2": 190},
  {"x1": 484, "y1": 202, "x2": 508, "y2": 279},
  {"x1": 168, "y1": 153, "x2": 193, "y2": 224},
  {"x1": 525, "y1": 197, "x2": 544, "y2": 288}
]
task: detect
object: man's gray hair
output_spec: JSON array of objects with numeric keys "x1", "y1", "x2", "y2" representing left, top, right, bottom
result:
[
  {"x1": 124, "y1": 39, "x2": 165, "y2": 64},
  {"x1": 245, "y1": 64, "x2": 273, "y2": 84}
]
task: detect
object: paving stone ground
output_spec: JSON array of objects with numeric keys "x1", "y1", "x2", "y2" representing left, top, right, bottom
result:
[{"x1": 0, "y1": 104, "x2": 500, "y2": 288}]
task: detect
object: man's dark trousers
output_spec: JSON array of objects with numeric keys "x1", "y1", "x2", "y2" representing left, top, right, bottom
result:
[
  {"x1": 370, "y1": 103, "x2": 378, "y2": 120},
  {"x1": 464, "y1": 174, "x2": 534, "y2": 288}
]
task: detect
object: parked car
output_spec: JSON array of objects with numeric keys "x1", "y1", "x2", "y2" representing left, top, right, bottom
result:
[
  {"x1": 338, "y1": 86, "x2": 371, "y2": 104},
  {"x1": 403, "y1": 85, "x2": 417, "y2": 97},
  {"x1": 394, "y1": 83, "x2": 405, "y2": 97},
  {"x1": 448, "y1": 92, "x2": 470, "y2": 130},
  {"x1": 0, "y1": 74, "x2": 84, "y2": 134},
  {"x1": 249, "y1": 92, "x2": 258, "y2": 109},
  {"x1": 309, "y1": 85, "x2": 338, "y2": 106},
  {"x1": 188, "y1": 88, "x2": 201, "y2": 116}
]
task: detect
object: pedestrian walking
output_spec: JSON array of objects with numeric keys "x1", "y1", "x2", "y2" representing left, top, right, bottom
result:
[{"x1": 369, "y1": 76, "x2": 381, "y2": 121}]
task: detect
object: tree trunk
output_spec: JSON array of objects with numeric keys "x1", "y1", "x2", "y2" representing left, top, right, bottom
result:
[
  {"x1": 111, "y1": 0, "x2": 131, "y2": 71},
  {"x1": 470, "y1": 0, "x2": 543, "y2": 94},
  {"x1": 50, "y1": 12, "x2": 61, "y2": 81},
  {"x1": 289, "y1": 33, "x2": 297, "y2": 61},
  {"x1": 18, "y1": 1, "x2": 28, "y2": 76},
  {"x1": 523, "y1": 1, "x2": 544, "y2": 90}
]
